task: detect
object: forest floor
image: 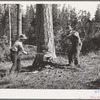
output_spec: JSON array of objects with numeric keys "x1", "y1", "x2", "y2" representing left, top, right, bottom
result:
[{"x1": 0, "y1": 51, "x2": 100, "y2": 89}]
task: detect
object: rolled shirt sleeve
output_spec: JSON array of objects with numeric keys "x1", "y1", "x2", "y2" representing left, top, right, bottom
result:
[{"x1": 18, "y1": 42, "x2": 28, "y2": 54}]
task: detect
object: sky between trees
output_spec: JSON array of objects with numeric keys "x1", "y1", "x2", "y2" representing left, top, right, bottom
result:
[{"x1": 22, "y1": 2, "x2": 100, "y2": 19}]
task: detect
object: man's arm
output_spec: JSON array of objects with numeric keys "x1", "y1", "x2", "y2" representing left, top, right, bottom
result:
[
  {"x1": 78, "y1": 38, "x2": 82, "y2": 49},
  {"x1": 18, "y1": 43, "x2": 28, "y2": 55},
  {"x1": 67, "y1": 31, "x2": 73, "y2": 38}
]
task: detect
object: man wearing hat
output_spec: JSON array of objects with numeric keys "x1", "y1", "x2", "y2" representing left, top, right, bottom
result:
[
  {"x1": 67, "y1": 26, "x2": 82, "y2": 67},
  {"x1": 10, "y1": 34, "x2": 28, "y2": 74}
]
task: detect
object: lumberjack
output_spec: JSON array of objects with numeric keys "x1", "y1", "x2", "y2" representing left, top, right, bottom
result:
[{"x1": 67, "y1": 26, "x2": 82, "y2": 67}]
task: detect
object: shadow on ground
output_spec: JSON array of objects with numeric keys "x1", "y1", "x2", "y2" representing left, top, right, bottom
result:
[
  {"x1": 85, "y1": 78, "x2": 100, "y2": 89},
  {"x1": 21, "y1": 64, "x2": 82, "y2": 73},
  {"x1": 0, "y1": 69, "x2": 7, "y2": 77}
]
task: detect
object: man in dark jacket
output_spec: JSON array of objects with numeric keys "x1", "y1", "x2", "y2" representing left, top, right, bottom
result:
[{"x1": 67, "y1": 26, "x2": 82, "y2": 67}]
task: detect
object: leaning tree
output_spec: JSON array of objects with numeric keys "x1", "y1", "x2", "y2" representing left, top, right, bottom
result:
[{"x1": 32, "y1": 4, "x2": 57, "y2": 70}]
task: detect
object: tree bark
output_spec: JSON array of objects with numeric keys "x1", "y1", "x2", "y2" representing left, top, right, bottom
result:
[
  {"x1": 17, "y1": 4, "x2": 22, "y2": 38},
  {"x1": 8, "y1": 4, "x2": 11, "y2": 48},
  {"x1": 32, "y1": 4, "x2": 57, "y2": 70}
]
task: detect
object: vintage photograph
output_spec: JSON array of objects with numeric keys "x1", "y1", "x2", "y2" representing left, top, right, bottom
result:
[{"x1": 0, "y1": 1, "x2": 100, "y2": 90}]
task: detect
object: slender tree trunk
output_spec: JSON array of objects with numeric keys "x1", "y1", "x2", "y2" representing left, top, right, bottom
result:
[
  {"x1": 3, "y1": 4, "x2": 6, "y2": 36},
  {"x1": 32, "y1": 4, "x2": 57, "y2": 70},
  {"x1": 8, "y1": 4, "x2": 11, "y2": 47},
  {"x1": 17, "y1": 4, "x2": 22, "y2": 38}
]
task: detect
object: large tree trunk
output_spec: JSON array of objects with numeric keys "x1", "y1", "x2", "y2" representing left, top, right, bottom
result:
[
  {"x1": 32, "y1": 4, "x2": 57, "y2": 70},
  {"x1": 8, "y1": 4, "x2": 11, "y2": 47},
  {"x1": 17, "y1": 4, "x2": 22, "y2": 38}
]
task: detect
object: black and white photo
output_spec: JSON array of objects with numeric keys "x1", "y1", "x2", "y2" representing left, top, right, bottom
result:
[{"x1": 0, "y1": 1, "x2": 100, "y2": 99}]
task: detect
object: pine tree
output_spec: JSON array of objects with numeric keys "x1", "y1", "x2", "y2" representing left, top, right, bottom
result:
[
  {"x1": 8, "y1": 4, "x2": 11, "y2": 47},
  {"x1": 32, "y1": 4, "x2": 57, "y2": 70},
  {"x1": 95, "y1": 4, "x2": 100, "y2": 22},
  {"x1": 17, "y1": 4, "x2": 22, "y2": 38}
]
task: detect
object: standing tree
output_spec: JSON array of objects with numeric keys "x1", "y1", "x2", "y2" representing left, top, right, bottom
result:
[
  {"x1": 17, "y1": 4, "x2": 22, "y2": 38},
  {"x1": 32, "y1": 4, "x2": 57, "y2": 70},
  {"x1": 8, "y1": 4, "x2": 11, "y2": 47},
  {"x1": 95, "y1": 4, "x2": 100, "y2": 22}
]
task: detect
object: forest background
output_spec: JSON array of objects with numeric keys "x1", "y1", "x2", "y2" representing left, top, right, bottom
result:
[{"x1": 0, "y1": 4, "x2": 100, "y2": 61}]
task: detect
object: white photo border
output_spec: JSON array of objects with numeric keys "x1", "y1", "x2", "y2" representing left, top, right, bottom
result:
[{"x1": 0, "y1": 1, "x2": 100, "y2": 99}]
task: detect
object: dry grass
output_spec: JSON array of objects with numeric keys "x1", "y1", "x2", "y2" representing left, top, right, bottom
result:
[{"x1": 0, "y1": 51, "x2": 100, "y2": 89}]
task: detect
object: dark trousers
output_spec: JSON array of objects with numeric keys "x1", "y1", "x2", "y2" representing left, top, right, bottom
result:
[
  {"x1": 68, "y1": 45, "x2": 81, "y2": 66},
  {"x1": 10, "y1": 50, "x2": 21, "y2": 73}
]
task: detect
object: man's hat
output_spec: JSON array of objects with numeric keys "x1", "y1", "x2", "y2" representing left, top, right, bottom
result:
[
  {"x1": 19, "y1": 34, "x2": 27, "y2": 39},
  {"x1": 71, "y1": 31, "x2": 80, "y2": 38},
  {"x1": 67, "y1": 29, "x2": 80, "y2": 38}
]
